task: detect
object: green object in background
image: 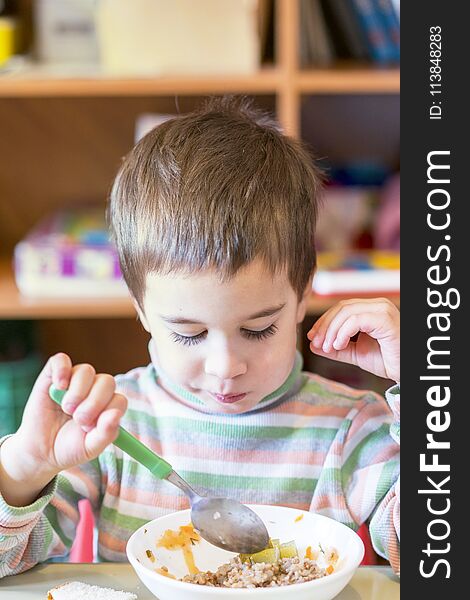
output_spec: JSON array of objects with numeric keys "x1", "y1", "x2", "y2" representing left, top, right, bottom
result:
[
  {"x1": 0, "y1": 321, "x2": 41, "y2": 437},
  {"x1": 0, "y1": 354, "x2": 41, "y2": 437}
]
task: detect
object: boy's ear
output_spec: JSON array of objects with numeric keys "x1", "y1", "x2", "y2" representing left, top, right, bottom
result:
[
  {"x1": 296, "y1": 273, "x2": 314, "y2": 323},
  {"x1": 132, "y1": 298, "x2": 151, "y2": 333}
]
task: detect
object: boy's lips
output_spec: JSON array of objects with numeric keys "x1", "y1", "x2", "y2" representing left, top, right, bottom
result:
[{"x1": 208, "y1": 392, "x2": 247, "y2": 404}]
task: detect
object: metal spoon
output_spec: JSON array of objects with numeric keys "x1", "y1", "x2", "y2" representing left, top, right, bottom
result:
[{"x1": 49, "y1": 385, "x2": 269, "y2": 554}]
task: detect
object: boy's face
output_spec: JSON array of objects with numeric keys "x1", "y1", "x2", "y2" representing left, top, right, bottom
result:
[{"x1": 139, "y1": 259, "x2": 309, "y2": 414}]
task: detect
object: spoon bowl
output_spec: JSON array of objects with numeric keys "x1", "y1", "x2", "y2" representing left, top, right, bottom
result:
[
  {"x1": 166, "y1": 470, "x2": 269, "y2": 554},
  {"x1": 191, "y1": 497, "x2": 270, "y2": 553}
]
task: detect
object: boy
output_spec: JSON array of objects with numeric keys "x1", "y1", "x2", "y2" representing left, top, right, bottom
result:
[{"x1": 0, "y1": 98, "x2": 400, "y2": 576}]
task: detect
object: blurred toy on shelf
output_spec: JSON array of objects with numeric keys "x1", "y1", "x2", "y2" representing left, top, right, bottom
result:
[
  {"x1": 14, "y1": 205, "x2": 128, "y2": 298},
  {"x1": 313, "y1": 250, "x2": 400, "y2": 296},
  {"x1": 316, "y1": 184, "x2": 377, "y2": 252},
  {"x1": 314, "y1": 165, "x2": 400, "y2": 297},
  {"x1": 373, "y1": 172, "x2": 400, "y2": 250}
]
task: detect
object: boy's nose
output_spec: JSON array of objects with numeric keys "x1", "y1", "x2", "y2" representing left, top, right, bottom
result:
[{"x1": 204, "y1": 348, "x2": 247, "y2": 381}]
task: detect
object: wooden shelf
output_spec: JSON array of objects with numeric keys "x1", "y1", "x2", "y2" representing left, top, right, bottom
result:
[
  {"x1": 0, "y1": 257, "x2": 399, "y2": 319},
  {"x1": 296, "y1": 67, "x2": 400, "y2": 94},
  {"x1": 0, "y1": 66, "x2": 282, "y2": 97},
  {"x1": 0, "y1": 257, "x2": 136, "y2": 319},
  {"x1": 0, "y1": 66, "x2": 399, "y2": 98}
]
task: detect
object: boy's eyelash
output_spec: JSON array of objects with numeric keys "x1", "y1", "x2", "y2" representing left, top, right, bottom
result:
[
  {"x1": 170, "y1": 324, "x2": 278, "y2": 346},
  {"x1": 170, "y1": 331, "x2": 207, "y2": 346},
  {"x1": 242, "y1": 324, "x2": 278, "y2": 341}
]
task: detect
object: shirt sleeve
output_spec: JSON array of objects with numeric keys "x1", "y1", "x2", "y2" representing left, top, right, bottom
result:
[
  {"x1": 368, "y1": 385, "x2": 400, "y2": 572},
  {"x1": 342, "y1": 385, "x2": 400, "y2": 573},
  {"x1": 0, "y1": 435, "x2": 102, "y2": 578}
]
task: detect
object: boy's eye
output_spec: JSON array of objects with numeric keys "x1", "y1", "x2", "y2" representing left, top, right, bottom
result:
[
  {"x1": 169, "y1": 324, "x2": 278, "y2": 346},
  {"x1": 170, "y1": 331, "x2": 207, "y2": 346},
  {"x1": 241, "y1": 324, "x2": 278, "y2": 341}
]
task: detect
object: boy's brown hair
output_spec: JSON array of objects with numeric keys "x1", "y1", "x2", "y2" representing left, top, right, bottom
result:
[{"x1": 109, "y1": 97, "x2": 323, "y2": 309}]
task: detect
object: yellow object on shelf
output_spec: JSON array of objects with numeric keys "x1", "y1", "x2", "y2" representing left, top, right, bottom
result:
[
  {"x1": 313, "y1": 251, "x2": 400, "y2": 296},
  {"x1": 317, "y1": 251, "x2": 400, "y2": 270},
  {"x1": 0, "y1": 17, "x2": 16, "y2": 67}
]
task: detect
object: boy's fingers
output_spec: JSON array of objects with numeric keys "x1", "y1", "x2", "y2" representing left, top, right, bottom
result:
[
  {"x1": 96, "y1": 394, "x2": 127, "y2": 434},
  {"x1": 326, "y1": 312, "x2": 388, "y2": 352},
  {"x1": 332, "y1": 315, "x2": 364, "y2": 350},
  {"x1": 311, "y1": 304, "x2": 358, "y2": 350},
  {"x1": 323, "y1": 313, "x2": 363, "y2": 352},
  {"x1": 62, "y1": 363, "x2": 97, "y2": 415},
  {"x1": 310, "y1": 341, "x2": 356, "y2": 367},
  {"x1": 307, "y1": 305, "x2": 341, "y2": 342},
  {"x1": 72, "y1": 374, "x2": 116, "y2": 429},
  {"x1": 308, "y1": 302, "x2": 360, "y2": 346},
  {"x1": 30, "y1": 353, "x2": 73, "y2": 401},
  {"x1": 83, "y1": 394, "x2": 128, "y2": 458},
  {"x1": 310, "y1": 299, "x2": 395, "y2": 349},
  {"x1": 50, "y1": 353, "x2": 74, "y2": 390}
]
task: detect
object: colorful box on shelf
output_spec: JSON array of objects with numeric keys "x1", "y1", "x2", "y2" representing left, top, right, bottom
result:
[
  {"x1": 14, "y1": 207, "x2": 129, "y2": 298},
  {"x1": 312, "y1": 251, "x2": 400, "y2": 296}
]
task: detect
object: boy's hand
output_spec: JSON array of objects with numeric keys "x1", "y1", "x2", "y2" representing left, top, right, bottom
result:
[
  {"x1": 1, "y1": 353, "x2": 127, "y2": 505},
  {"x1": 307, "y1": 298, "x2": 400, "y2": 383}
]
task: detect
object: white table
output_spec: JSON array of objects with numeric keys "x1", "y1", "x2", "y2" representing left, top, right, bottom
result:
[{"x1": 0, "y1": 562, "x2": 399, "y2": 599}]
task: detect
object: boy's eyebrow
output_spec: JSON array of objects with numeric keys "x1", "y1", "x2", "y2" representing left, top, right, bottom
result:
[{"x1": 160, "y1": 303, "x2": 286, "y2": 325}]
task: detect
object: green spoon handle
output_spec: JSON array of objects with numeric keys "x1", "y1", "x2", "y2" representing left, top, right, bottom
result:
[{"x1": 49, "y1": 385, "x2": 173, "y2": 480}]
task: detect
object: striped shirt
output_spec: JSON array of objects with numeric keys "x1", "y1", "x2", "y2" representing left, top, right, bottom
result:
[{"x1": 0, "y1": 350, "x2": 400, "y2": 577}]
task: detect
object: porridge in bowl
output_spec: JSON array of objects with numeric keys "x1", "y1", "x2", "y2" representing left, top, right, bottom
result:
[
  {"x1": 153, "y1": 523, "x2": 339, "y2": 588},
  {"x1": 181, "y1": 554, "x2": 336, "y2": 588}
]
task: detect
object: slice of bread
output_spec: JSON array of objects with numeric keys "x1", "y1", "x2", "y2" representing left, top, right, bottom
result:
[{"x1": 47, "y1": 581, "x2": 137, "y2": 599}]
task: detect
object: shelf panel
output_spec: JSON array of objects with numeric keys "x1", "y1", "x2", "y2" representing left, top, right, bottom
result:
[
  {"x1": 297, "y1": 67, "x2": 399, "y2": 94},
  {"x1": 0, "y1": 65, "x2": 400, "y2": 97},
  {"x1": 0, "y1": 258, "x2": 136, "y2": 319},
  {"x1": 1, "y1": 258, "x2": 399, "y2": 319},
  {"x1": 0, "y1": 67, "x2": 281, "y2": 97}
]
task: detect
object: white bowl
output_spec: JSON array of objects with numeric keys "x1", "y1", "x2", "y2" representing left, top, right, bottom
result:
[{"x1": 126, "y1": 505, "x2": 364, "y2": 600}]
